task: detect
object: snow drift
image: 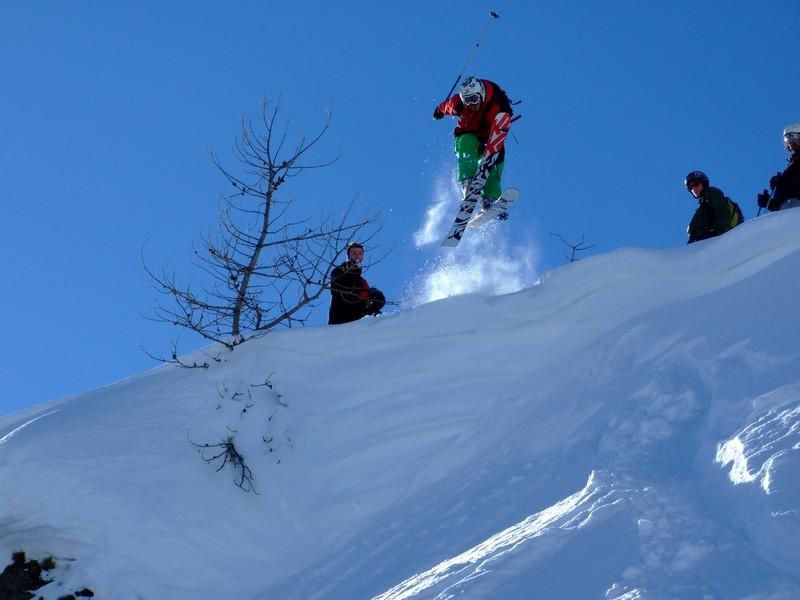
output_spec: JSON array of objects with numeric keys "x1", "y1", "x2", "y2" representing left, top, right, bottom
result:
[{"x1": 2, "y1": 210, "x2": 800, "y2": 599}]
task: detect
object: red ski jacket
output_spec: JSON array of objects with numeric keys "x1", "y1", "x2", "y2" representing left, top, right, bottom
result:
[{"x1": 436, "y1": 79, "x2": 512, "y2": 153}]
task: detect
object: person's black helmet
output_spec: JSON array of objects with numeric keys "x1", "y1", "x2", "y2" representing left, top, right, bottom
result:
[{"x1": 684, "y1": 170, "x2": 709, "y2": 190}]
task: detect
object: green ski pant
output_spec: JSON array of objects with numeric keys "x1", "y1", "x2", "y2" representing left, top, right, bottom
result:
[{"x1": 455, "y1": 133, "x2": 504, "y2": 200}]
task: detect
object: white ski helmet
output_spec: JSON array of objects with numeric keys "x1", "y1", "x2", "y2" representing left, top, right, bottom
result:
[
  {"x1": 783, "y1": 123, "x2": 800, "y2": 150},
  {"x1": 783, "y1": 123, "x2": 800, "y2": 136},
  {"x1": 459, "y1": 76, "x2": 486, "y2": 106}
]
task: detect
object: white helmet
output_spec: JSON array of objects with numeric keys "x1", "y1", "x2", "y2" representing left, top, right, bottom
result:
[
  {"x1": 459, "y1": 76, "x2": 486, "y2": 106},
  {"x1": 783, "y1": 123, "x2": 800, "y2": 136},
  {"x1": 783, "y1": 123, "x2": 800, "y2": 151}
]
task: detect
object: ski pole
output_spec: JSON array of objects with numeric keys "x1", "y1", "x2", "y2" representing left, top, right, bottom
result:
[
  {"x1": 440, "y1": 11, "x2": 500, "y2": 103},
  {"x1": 757, "y1": 185, "x2": 777, "y2": 216}
]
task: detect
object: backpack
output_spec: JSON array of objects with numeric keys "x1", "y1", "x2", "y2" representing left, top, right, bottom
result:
[
  {"x1": 488, "y1": 81, "x2": 514, "y2": 116},
  {"x1": 727, "y1": 197, "x2": 744, "y2": 229}
]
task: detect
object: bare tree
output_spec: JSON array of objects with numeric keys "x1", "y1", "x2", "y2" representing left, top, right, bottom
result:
[{"x1": 146, "y1": 100, "x2": 380, "y2": 349}]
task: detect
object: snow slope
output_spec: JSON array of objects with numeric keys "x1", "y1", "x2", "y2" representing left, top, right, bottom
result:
[{"x1": 1, "y1": 211, "x2": 800, "y2": 599}]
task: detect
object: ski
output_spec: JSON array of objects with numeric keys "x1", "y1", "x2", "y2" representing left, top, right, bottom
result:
[
  {"x1": 467, "y1": 187, "x2": 520, "y2": 228},
  {"x1": 441, "y1": 151, "x2": 501, "y2": 247}
]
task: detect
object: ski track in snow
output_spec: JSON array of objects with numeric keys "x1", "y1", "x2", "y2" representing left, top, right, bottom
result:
[
  {"x1": 0, "y1": 409, "x2": 60, "y2": 446},
  {"x1": 372, "y1": 471, "x2": 629, "y2": 600}
]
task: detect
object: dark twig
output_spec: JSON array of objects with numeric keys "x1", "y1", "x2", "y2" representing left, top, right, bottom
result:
[
  {"x1": 549, "y1": 232, "x2": 597, "y2": 263},
  {"x1": 191, "y1": 436, "x2": 258, "y2": 494}
]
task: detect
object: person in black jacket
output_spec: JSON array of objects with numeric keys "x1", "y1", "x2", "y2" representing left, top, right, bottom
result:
[
  {"x1": 757, "y1": 123, "x2": 800, "y2": 212},
  {"x1": 328, "y1": 243, "x2": 385, "y2": 325},
  {"x1": 684, "y1": 171, "x2": 743, "y2": 243}
]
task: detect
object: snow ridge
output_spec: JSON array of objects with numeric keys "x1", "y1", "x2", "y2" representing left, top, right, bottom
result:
[{"x1": 2, "y1": 211, "x2": 800, "y2": 598}]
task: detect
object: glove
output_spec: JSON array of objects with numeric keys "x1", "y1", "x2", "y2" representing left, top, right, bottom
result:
[
  {"x1": 757, "y1": 189, "x2": 770, "y2": 208},
  {"x1": 432, "y1": 107, "x2": 444, "y2": 120},
  {"x1": 365, "y1": 288, "x2": 385, "y2": 315},
  {"x1": 769, "y1": 172, "x2": 781, "y2": 190}
]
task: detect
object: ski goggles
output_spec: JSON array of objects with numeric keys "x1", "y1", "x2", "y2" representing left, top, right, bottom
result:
[{"x1": 461, "y1": 93, "x2": 482, "y2": 106}]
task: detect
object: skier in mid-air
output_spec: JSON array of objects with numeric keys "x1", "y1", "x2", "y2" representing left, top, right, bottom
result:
[{"x1": 433, "y1": 76, "x2": 513, "y2": 210}]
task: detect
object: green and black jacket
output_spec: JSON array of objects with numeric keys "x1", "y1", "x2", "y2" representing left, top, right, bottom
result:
[{"x1": 687, "y1": 186, "x2": 742, "y2": 244}]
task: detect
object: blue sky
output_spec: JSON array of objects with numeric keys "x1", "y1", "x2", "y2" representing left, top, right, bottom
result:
[{"x1": 2, "y1": 1, "x2": 798, "y2": 415}]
